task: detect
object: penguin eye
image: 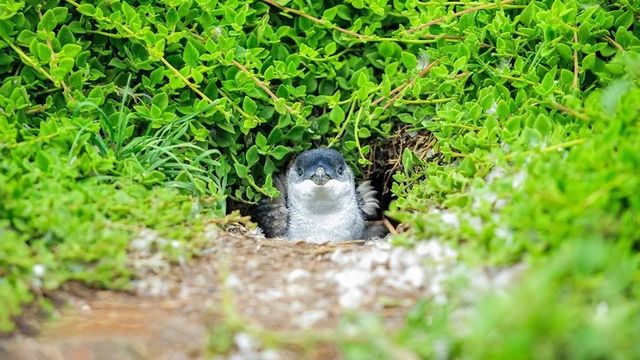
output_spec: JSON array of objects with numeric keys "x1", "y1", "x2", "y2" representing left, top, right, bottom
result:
[
  {"x1": 337, "y1": 167, "x2": 344, "y2": 175},
  {"x1": 296, "y1": 168, "x2": 303, "y2": 176}
]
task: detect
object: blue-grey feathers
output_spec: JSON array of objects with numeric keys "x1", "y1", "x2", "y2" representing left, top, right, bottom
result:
[
  {"x1": 253, "y1": 175, "x2": 288, "y2": 238},
  {"x1": 356, "y1": 180, "x2": 380, "y2": 218}
]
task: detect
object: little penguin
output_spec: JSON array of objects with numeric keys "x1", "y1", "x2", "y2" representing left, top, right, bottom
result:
[{"x1": 253, "y1": 148, "x2": 381, "y2": 243}]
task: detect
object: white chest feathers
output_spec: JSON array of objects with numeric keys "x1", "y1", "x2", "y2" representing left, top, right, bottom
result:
[{"x1": 287, "y1": 179, "x2": 364, "y2": 243}]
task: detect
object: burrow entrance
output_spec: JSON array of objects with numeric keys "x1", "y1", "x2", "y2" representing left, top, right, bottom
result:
[{"x1": 230, "y1": 128, "x2": 437, "y2": 231}]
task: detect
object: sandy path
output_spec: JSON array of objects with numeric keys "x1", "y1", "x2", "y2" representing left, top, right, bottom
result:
[{"x1": 1, "y1": 228, "x2": 512, "y2": 359}]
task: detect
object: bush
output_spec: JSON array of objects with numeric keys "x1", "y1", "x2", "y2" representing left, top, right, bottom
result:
[{"x1": 0, "y1": 0, "x2": 639, "y2": 357}]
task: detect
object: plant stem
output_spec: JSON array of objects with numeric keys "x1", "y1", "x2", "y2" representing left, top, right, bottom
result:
[
  {"x1": 572, "y1": 31, "x2": 579, "y2": 89},
  {"x1": 505, "y1": 138, "x2": 586, "y2": 160},
  {"x1": 380, "y1": 60, "x2": 439, "y2": 111},
  {"x1": 260, "y1": 0, "x2": 452, "y2": 44},
  {"x1": 159, "y1": 57, "x2": 213, "y2": 103},
  {"x1": 405, "y1": 0, "x2": 515, "y2": 34}
]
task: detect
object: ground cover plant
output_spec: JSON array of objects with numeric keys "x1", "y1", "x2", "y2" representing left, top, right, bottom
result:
[{"x1": 0, "y1": 0, "x2": 639, "y2": 357}]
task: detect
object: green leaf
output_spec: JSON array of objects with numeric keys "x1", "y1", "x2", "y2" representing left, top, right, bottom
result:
[
  {"x1": 533, "y1": 113, "x2": 552, "y2": 134},
  {"x1": 541, "y1": 71, "x2": 555, "y2": 93},
  {"x1": 17, "y1": 30, "x2": 36, "y2": 44},
  {"x1": 152, "y1": 93, "x2": 169, "y2": 110},
  {"x1": 0, "y1": 20, "x2": 11, "y2": 37},
  {"x1": 183, "y1": 42, "x2": 199, "y2": 67},
  {"x1": 378, "y1": 42, "x2": 400, "y2": 59},
  {"x1": 76, "y1": 4, "x2": 95, "y2": 16},
  {"x1": 274, "y1": 98, "x2": 287, "y2": 115},
  {"x1": 57, "y1": 26, "x2": 75, "y2": 45},
  {"x1": 255, "y1": 132, "x2": 267, "y2": 148},
  {"x1": 36, "y1": 42, "x2": 52, "y2": 63},
  {"x1": 401, "y1": 51, "x2": 417, "y2": 70},
  {"x1": 401, "y1": 148, "x2": 414, "y2": 170},
  {"x1": 150, "y1": 68, "x2": 164, "y2": 83},
  {"x1": 246, "y1": 145, "x2": 259, "y2": 167},
  {"x1": 330, "y1": 106, "x2": 345, "y2": 125},
  {"x1": 39, "y1": 10, "x2": 58, "y2": 32},
  {"x1": 52, "y1": 7, "x2": 68, "y2": 23},
  {"x1": 234, "y1": 163, "x2": 249, "y2": 178},
  {"x1": 324, "y1": 42, "x2": 337, "y2": 56},
  {"x1": 35, "y1": 151, "x2": 50, "y2": 171},
  {"x1": 242, "y1": 96, "x2": 257, "y2": 115},
  {"x1": 582, "y1": 53, "x2": 596, "y2": 69},
  {"x1": 271, "y1": 145, "x2": 291, "y2": 160},
  {"x1": 60, "y1": 44, "x2": 82, "y2": 58}
]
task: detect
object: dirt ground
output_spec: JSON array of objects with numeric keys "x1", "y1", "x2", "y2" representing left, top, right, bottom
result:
[{"x1": 0, "y1": 227, "x2": 517, "y2": 360}]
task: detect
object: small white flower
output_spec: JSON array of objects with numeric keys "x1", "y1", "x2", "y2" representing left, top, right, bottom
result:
[
  {"x1": 213, "y1": 26, "x2": 223, "y2": 37},
  {"x1": 32, "y1": 264, "x2": 46, "y2": 277}
]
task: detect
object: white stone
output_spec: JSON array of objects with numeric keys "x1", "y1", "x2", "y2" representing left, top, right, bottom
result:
[
  {"x1": 259, "y1": 349, "x2": 280, "y2": 360},
  {"x1": 369, "y1": 248, "x2": 390, "y2": 265},
  {"x1": 286, "y1": 284, "x2": 308, "y2": 297},
  {"x1": 403, "y1": 265, "x2": 425, "y2": 288},
  {"x1": 235, "y1": 333, "x2": 256, "y2": 352},
  {"x1": 296, "y1": 310, "x2": 328, "y2": 328},
  {"x1": 339, "y1": 288, "x2": 365, "y2": 309},
  {"x1": 286, "y1": 269, "x2": 310, "y2": 283},
  {"x1": 333, "y1": 269, "x2": 371, "y2": 289},
  {"x1": 225, "y1": 273, "x2": 243, "y2": 290}
]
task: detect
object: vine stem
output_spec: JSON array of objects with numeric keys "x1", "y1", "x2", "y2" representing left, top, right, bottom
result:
[
  {"x1": 231, "y1": 59, "x2": 294, "y2": 113},
  {"x1": 159, "y1": 57, "x2": 213, "y2": 103},
  {"x1": 37, "y1": 8, "x2": 75, "y2": 100},
  {"x1": 1, "y1": 127, "x2": 76, "y2": 149},
  {"x1": 572, "y1": 31, "x2": 579, "y2": 89},
  {"x1": 353, "y1": 107, "x2": 368, "y2": 163},
  {"x1": 5, "y1": 41, "x2": 55, "y2": 83},
  {"x1": 604, "y1": 35, "x2": 624, "y2": 52},
  {"x1": 505, "y1": 138, "x2": 586, "y2": 160},
  {"x1": 547, "y1": 102, "x2": 590, "y2": 121},
  {"x1": 260, "y1": 0, "x2": 451, "y2": 44},
  {"x1": 260, "y1": 0, "x2": 369, "y2": 40},
  {"x1": 189, "y1": 32, "x2": 302, "y2": 119},
  {"x1": 376, "y1": 60, "x2": 439, "y2": 111},
  {"x1": 63, "y1": 0, "x2": 217, "y2": 107},
  {"x1": 373, "y1": 60, "x2": 439, "y2": 107},
  {"x1": 399, "y1": 97, "x2": 457, "y2": 105},
  {"x1": 405, "y1": 0, "x2": 514, "y2": 34},
  {"x1": 327, "y1": 97, "x2": 358, "y2": 148}
]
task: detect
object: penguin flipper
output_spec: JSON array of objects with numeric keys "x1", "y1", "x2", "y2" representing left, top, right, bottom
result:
[
  {"x1": 356, "y1": 180, "x2": 380, "y2": 219},
  {"x1": 253, "y1": 175, "x2": 289, "y2": 238}
]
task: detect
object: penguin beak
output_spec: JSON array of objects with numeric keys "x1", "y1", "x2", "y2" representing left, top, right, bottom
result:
[{"x1": 310, "y1": 167, "x2": 329, "y2": 185}]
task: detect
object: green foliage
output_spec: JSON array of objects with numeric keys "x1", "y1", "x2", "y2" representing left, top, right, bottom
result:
[
  {"x1": 0, "y1": 0, "x2": 639, "y2": 357},
  {"x1": 0, "y1": 111, "x2": 217, "y2": 331},
  {"x1": 379, "y1": 1, "x2": 640, "y2": 358}
]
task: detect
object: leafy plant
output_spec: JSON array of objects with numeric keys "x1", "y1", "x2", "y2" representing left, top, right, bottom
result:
[{"x1": 0, "y1": 0, "x2": 639, "y2": 358}]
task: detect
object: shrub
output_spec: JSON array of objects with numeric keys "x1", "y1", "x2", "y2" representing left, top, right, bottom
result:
[{"x1": 0, "y1": 0, "x2": 639, "y2": 357}]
